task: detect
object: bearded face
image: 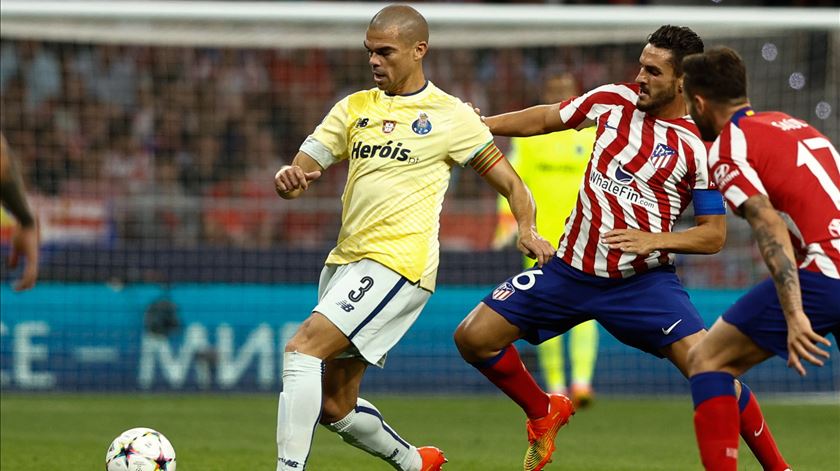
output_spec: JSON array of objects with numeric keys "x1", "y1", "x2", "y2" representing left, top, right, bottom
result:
[
  {"x1": 685, "y1": 94, "x2": 721, "y2": 142},
  {"x1": 635, "y1": 44, "x2": 682, "y2": 115}
]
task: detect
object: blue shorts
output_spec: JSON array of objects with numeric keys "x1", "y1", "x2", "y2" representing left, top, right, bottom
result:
[
  {"x1": 483, "y1": 257, "x2": 706, "y2": 357},
  {"x1": 722, "y1": 269, "x2": 840, "y2": 360}
]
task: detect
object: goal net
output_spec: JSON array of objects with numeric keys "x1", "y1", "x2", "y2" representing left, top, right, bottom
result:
[{"x1": 1, "y1": 1, "x2": 837, "y2": 395}]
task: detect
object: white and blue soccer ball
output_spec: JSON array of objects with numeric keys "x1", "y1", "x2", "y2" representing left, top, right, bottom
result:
[{"x1": 105, "y1": 427, "x2": 177, "y2": 471}]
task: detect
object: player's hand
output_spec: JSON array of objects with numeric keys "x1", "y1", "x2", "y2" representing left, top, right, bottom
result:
[
  {"x1": 785, "y1": 310, "x2": 831, "y2": 376},
  {"x1": 517, "y1": 227, "x2": 556, "y2": 267},
  {"x1": 274, "y1": 165, "x2": 322, "y2": 198},
  {"x1": 601, "y1": 228, "x2": 658, "y2": 256},
  {"x1": 466, "y1": 102, "x2": 486, "y2": 123},
  {"x1": 8, "y1": 219, "x2": 39, "y2": 291}
]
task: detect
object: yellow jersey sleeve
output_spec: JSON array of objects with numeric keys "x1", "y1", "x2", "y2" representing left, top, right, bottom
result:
[
  {"x1": 304, "y1": 95, "x2": 352, "y2": 168},
  {"x1": 448, "y1": 101, "x2": 494, "y2": 167}
]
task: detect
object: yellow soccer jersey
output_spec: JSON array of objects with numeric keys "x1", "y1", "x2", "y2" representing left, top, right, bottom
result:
[
  {"x1": 497, "y1": 127, "x2": 596, "y2": 265},
  {"x1": 300, "y1": 81, "x2": 494, "y2": 291}
]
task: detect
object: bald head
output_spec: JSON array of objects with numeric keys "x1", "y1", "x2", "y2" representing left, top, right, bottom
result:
[{"x1": 369, "y1": 5, "x2": 429, "y2": 46}]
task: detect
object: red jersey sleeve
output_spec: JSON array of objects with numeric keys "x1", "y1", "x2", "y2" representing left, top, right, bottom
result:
[
  {"x1": 557, "y1": 82, "x2": 638, "y2": 130},
  {"x1": 708, "y1": 121, "x2": 768, "y2": 212}
]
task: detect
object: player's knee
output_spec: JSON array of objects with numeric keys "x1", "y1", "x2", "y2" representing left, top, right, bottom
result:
[
  {"x1": 453, "y1": 322, "x2": 486, "y2": 362},
  {"x1": 453, "y1": 322, "x2": 472, "y2": 354},
  {"x1": 283, "y1": 318, "x2": 316, "y2": 354},
  {"x1": 687, "y1": 343, "x2": 712, "y2": 376},
  {"x1": 283, "y1": 337, "x2": 304, "y2": 354}
]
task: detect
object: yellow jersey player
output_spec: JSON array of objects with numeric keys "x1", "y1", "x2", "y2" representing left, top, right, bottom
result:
[
  {"x1": 494, "y1": 73, "x2": 598, "y2": 407},
  {"x1": 273, "y1": 5, "x2": 554, "y2": 471}
]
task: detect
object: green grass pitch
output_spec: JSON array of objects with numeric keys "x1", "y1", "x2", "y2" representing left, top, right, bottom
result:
[{"x1": 1, "y1": 393, "x2": 837, "y2": 470}]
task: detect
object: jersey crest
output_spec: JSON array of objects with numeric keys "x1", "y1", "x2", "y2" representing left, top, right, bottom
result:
[
  {"x1": 412, "y1": 111, "x2": 432, "y2": 135},
  {"x1": 650, "y1": 143, "x2": 676, "y2": 169}
]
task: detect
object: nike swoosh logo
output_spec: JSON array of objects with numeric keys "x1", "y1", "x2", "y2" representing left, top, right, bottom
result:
[
  {"x1": 604, "y1": 123, "x2": 617, "y2": 130},
  {"x1": 754, "y1": 420, "x2": 765, "y2": 437},
  {"x1": 662, "y1": 319, "x2": 683, "y2": 335}
]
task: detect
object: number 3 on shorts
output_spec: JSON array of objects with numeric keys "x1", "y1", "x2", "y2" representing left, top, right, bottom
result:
[
  {"x1": 512, "y1": 270, "x2": 543, "y2": 290},
  {"x1": 349, "y1": 276, "x2": 375, "y2": 302}
]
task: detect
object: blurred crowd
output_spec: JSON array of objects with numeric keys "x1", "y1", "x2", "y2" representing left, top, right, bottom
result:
[
  {"x1": 0, "y1": 40, "x2": 642, "y2": 248},
  {"x1": 0, "y1": 37, "x2": 790, "y2": 287}
]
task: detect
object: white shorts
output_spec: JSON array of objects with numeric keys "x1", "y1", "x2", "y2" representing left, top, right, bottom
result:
[{"x1": 314, "y1": 259, "x2": 431, "y2": 367}]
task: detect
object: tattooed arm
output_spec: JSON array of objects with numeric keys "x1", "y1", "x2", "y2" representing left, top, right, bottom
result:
[{"x1": 741, "y1": 194, "x2": 831, "y2": 375}]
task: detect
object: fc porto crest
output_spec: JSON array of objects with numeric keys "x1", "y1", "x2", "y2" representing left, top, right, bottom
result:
[
  {"x1": 650, "y1": 143, "x2": 676, "y2": 169},
  {"x1": 412, "y1": 111, "x2": 432, "y2": 135},
  {"x1": 382, "y1": 120, "x2": 396, "y2": 134}
]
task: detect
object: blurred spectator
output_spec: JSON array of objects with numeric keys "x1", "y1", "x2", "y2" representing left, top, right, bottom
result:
[{"x1": 0, "y1": 35, "x2": 823, "y2": 289}]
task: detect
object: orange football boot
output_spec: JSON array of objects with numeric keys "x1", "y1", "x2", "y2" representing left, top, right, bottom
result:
[
  {"x1": 523, "y1": 394, "x2": 575, "y2": 471},
  {"x1": 418, "y1": 446, "x2": 447, "y2": 471}
]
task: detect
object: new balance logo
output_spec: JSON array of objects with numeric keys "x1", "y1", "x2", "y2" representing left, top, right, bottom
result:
[
  {"x1": 662, "y1": 319, "x2": 682, "y2": 335},
  {"x1": 337, "y1": 300, "x2": 355, "y2": 312},
  {"x1": 279, "y1": 457, "x2": 301, "y2": 468}
]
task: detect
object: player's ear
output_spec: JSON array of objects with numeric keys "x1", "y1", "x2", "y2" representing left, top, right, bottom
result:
[
  {"x1": 692, "y1": 93, "x2": 707, "y2": 115},
  {"x1": 413, "y1": 41, "x2": 428, "y2": 61}
]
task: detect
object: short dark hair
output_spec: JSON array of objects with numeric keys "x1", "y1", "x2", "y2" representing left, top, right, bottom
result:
[
  {"x1": 647, "y1": 25, "x2": 704, "y2": 76},
  {"x1": 683, "y1": 46, "x2": 748, "y2": 104}
]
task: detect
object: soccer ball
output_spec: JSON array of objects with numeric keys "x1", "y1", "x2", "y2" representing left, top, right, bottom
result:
[{"x1": 105, "y1": 427, "x2": 177, "y2": 471}]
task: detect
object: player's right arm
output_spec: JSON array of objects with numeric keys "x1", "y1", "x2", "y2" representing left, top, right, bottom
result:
[
  {"x1": 274, "y1": 152, "x2": 323, "y2": 200},
  {"x1": 484, "y1": 83, "x2": 629, "y2": 137},
  {"x1": 485, "y1": 103, "x2": 570, "y2": 137},
  {"x1": 741, "y1": 194, "x2": 831, "y2": 375},
  {"x1": 275, "y1": 94, "x2": 352, "y2": 199}
]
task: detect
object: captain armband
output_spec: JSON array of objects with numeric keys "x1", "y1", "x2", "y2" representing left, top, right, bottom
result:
[{"x1": 469, "y1": 142, "x2": 505, "y2": 176}]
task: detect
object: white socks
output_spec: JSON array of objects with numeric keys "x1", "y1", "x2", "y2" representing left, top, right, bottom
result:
[
  {"x1": 325, "y1": 397, "x2": 421, "y2": 471},
  {"x1": 276, "y1": 352, "x2": 324, "y2": 471}
]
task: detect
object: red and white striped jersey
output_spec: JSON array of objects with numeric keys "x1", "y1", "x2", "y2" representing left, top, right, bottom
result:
[
  {"x1": 708, "y1": 107, "x2": 840, "y2": 279},
  {"x1": 556, "y1": 82, "x2": 714, "y2": 278}
]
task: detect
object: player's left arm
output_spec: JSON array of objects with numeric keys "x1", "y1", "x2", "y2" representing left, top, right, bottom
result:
[
  {"x1": 602, "y1": 186, "x2": 727, "y2": 255},
  {"x1": 601, "y1": 214, "x2": 726, "y2": 256},
  {"x1": 473, "y1": 145, "x2": 555, "y2": 266},
  {"x1": 741, "y1": 194, "x2": 831, "y2": 375}
]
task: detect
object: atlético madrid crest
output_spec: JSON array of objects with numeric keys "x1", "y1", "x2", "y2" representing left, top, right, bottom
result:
[
  {"x1": 382, "y1": 120, "x2": 396, "y2": 133},
  {"x1": 491, "y1": 282, "x2": 515, "y2": 301},
  {"x1": 649, "y1": 143, "x2": 676, "y2": 169}
]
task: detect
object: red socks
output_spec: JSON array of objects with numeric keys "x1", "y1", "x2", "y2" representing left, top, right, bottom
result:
[
  {"x1": 691, "y1": 373, "x2": 790, "y2": 471},
  {"x1": 738, "y1": 383, "x2": 789, "y2": 471},
  {"x1": 471, "y1": 345, "x2": 549, "y2": 419},
  {"x1": 691, "y1": 372, "x2": 740, "y2": 471}
]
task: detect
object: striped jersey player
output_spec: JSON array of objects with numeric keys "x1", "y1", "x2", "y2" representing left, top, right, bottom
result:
[
  {"x1": 709, "y1": 108, "x2": 840, "y2": 278},
  {"x1": 556, "y1": 81, "x2": 717, "y2": 278},
  {"x1": 455, "y1": 26, "x2": 788, "y2": 471},
  {"x1": 682, "y1": 46, "x2": 835, "y2": 471},
  {"x1": 272, "y1": 5, "x2": 554, "y2": 471}
]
